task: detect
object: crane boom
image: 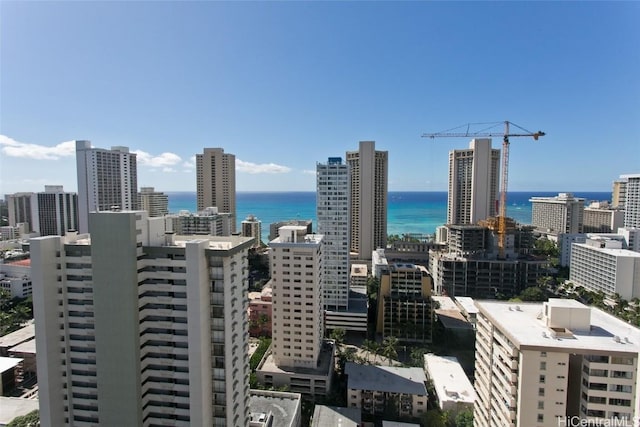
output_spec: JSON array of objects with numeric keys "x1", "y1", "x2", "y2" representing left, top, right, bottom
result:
[{"x1": 422, "y1": 121, "x2": 545, "y2": 258}]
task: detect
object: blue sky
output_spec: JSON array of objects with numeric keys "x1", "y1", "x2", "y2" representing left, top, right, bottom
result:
[{"x1": 1, "y1": 1, "x2": 639, "y2": 194}]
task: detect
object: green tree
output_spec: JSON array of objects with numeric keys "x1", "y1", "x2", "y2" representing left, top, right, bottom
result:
[
  {"x1": 329, "y1": 327, "x2": 346, "y2": 347},
  {"x1": 362, "y1": 339, "x2": 380, "y2": 364},
  {"x1": 519, "y1": 286, "x2": 547, "y2": 302},
  {"x1": 7, "y1": 410, "x2": 39, "y2": 427},
  {"x1": 381, "y1": 335, "x2": 398, "y2": 365},
  {"x1": 455, "y1": 408, "x2": 474, "y2": 427},
  {"x1": 410, "y1": 347, "x2": 428, "y2": 368}
]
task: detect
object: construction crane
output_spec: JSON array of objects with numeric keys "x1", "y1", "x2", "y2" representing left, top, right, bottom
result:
[{"x1": 422, "y1": 121, "x2": 545, "y2": 259}]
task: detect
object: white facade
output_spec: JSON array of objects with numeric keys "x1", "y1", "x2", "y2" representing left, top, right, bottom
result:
[
  {"x1": 583, "y1": 203, "x2": 625, "y2": 233},
  {"x1": 447, "y1": 138, "x2": 500, "y2": 225},
  {"x1": 475, "y1": 299, "x2": 640, "y2": 427},
  {"x1": 569, "y1": 236, "x2": 640, "y2": 299},
  {"x1": 0, "y1": 263, "x2": 31, "y2": 298},
  {"x1": 137, "y1": 187, "x2": 168, "y2": 217},
  {"x1": 196, "y1": 148, "x2": 236, "y2": 231},
  {"x1": 530, "y1": 193, "x2": 585, "y2": 236},
  {"x1": 317, "y1": 157, "x2": 350, "y2": 310},
  {"x1": 269, "y1": 226, "x2": 324, "y2": 369},
  {"x1": 622, "y1": 174, "x2": 640, "y2": 228},
  {"x1": 558, "y1": 233, "x2": 587, "y2": 267},
  {"x1": 346, "y1": 141, "x2": 388, "y2": 260},
  {"x1": 31, "y1": 211, "x2": 251, "y2": 427},
  {"x1": 75, "y1": 141, "x2": 138, "y2": 233}
]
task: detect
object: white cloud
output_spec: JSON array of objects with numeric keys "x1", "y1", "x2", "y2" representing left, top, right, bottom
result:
[
  {"x1": 236, "y1": 159, "x2": 291, "y2": 174},
  {"x1": 132, "y1": 150, "x2": 182, "y2": 167},
  {"x1": 162, "y1": 167, "x2": 177, "y2": 173},
  {"x1": 0, "y1": 135, "x2": 76, "y2": 160},
  {"x1": 302, "y1": 170, "x2": 316, "y2": 175},
  {"x1": 182, "y1": 156, "x2": 196, "y2": 169}
]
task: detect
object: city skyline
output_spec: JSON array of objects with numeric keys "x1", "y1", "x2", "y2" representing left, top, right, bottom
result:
[{"x1": 1, "y1": 2, "x2": 639, "y2": 195}]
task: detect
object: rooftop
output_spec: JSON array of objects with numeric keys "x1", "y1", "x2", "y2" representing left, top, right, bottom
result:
[
  {"x1": 9, "y1": 339, "x2": 36, "y2": 355},
  {"x1": 424, "y1": 354, "x2": 476, "y2": 405},
  {"x1": 0, "y1": 397, "x2": 39, "y2": 426},
  {"x1": 0, "y1": 356, "x2": 22, "y2": 374},
  {"x1": 258, "y1": 342, "x2": 334, "y2": 377},
  {"x1": 345, "y1": 363, "x2": 427, "y2": 396},
  {"x1": 454, "y1": 297, "x2": 479, "y2": 315},
  {"x1": 249, "y1": 389, "x2": 301, "y2": 427},
  {"x1": 0, "y1": 323, "x2": 35, "y2": 350},
  {"x1": 311, "y1": 405, "x2": 361, "y2": 427},
  {"x1": 476, "y1": 299, "x2": 640, "y2": 354}
]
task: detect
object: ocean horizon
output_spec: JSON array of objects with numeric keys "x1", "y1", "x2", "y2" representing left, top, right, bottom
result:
[{"x1": 166, "y1": 191, "x2": 611, "y2": 243}]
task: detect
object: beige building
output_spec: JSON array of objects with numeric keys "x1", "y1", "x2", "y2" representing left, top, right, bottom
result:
[
  {"x1": 346, "y1": 141, "x2": 388, "y2": 260},
  {"x1": 241, "y1": 214, "x2": 262, "y2": 248},
  {"x1": 376, "y1": 263, "x2": 433, "y2": 343},
  {"x1": 196, "y1": 148, "x2": 236, "y2": 231},
  {"x1": 583, "y1": 202, "x2": 624, "y2": 233},
  {"x1": 137, "y1": 187, "x2": 168, "y2": 217},
  {"x1": 31, "y1": 211, "x2": 252, "y2": 427},
  {"x1": 530, "y1": 193, "x2": 585, "y2": 237},
  {"x1": 474, "y1": 299, "x2": 640, "y2": 427},
  {"x1": 622, "y1": 173, "x2": 640, "y2": 229},
  {"x1": 165, "y1": 207, "x2": 233, "y2": 236},
  {"x1": 447, "y1": 138, "x2": 500, "y2": 226},
  {"x1": 256, "y1": 226, "x2": 333, "y2": 397}
]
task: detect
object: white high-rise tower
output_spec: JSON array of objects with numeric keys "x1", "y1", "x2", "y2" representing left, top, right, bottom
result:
[
  {"x1": 75, "y1": 141, "x2": 138, "y2": 233},
  {"x1": 317, "y1": 157, "x2": 350, "y2": 311}
]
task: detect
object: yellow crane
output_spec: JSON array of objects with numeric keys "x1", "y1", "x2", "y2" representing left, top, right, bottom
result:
[{"x1": 422, "y1": 121, "x2": 545, "y2": 258}]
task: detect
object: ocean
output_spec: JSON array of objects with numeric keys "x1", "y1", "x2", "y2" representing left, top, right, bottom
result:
[{"x1": 167, "y1": 191, "x2": 611, "y2": 243}]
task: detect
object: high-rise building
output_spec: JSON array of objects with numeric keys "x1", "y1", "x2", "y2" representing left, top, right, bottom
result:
[
  {"x1": 621, "y1": 173, "x2": 640, "y2": 228},
  {"x1": 612, "y1": 177, "x2": 628, "y2": 209},
  {"x1": 346, "y1": 141, "x2": 388, "y2": 260},
  {"x1": 196, "y1": 148, "x2": 236, "y2": 231},
  {"x1": 256, "y1": 226, "x2": 333, "y2": 397},
  {"x1": 583, "y1": 202, "x2": 625, "y2": 233},
  {"x1": 75, "y1": 141, "x2": 138, "y2": 233},
  {"x1": 137, "y1": 187, "x2": 168, "y2": 217},
  {"x1": 31, "y1": 211, "x2": 252, "y2": 427},
  {"x1": 317, "y1": 157, "x2": 350, "y2": 310},
  {"x1": 241, "y1": 214, "x2": 262, "y2": 248},
  {"x1": 447, "y1": 138, "x2": 500, "y2": 225},
  {"x1": 530, "y1": 193, "x2": 585, "y2": 237},
  {"x1": 474, "y1": 299, "x2": 640, "y2": 427},
  {"x1": 376, "y1": 263, "x2": 433, "y2": 343},
  {"x1": 6, "y1": 192, "x2": 34, "y2": 232},
  {"x1": 569, "y1": 235, "x2": 640, "y2": 300},
  {"x1": 6, "y1": 186, "x2": 78, "y2": 236},
  {"x1": 165, "y1": 207, "x2": 233, "y2": 237}
]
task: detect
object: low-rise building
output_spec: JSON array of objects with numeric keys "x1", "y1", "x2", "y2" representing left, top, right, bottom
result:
[
  {"x1": 345, "y1": 363, "x2": 428, "y2": 418},
  {"x1": 424, "y1": 354, "x2": 475, "y2": 414},
  {"x1": 249, "y1": 389, "x2": 301, "y2": 427},
  {"x1": 249, "y1": 287, "x2": 273, "y2": 337},
  {"x1": 311, "y1": 405, "x2": 361, "y2": 427},
  {"x1": 165, "y1": 207, "x2": 233, "y2": 236}
]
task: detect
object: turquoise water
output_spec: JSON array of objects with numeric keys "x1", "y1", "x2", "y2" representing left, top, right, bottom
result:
[{"x1": 167, "y1": 191, "x2": 611, "y2": 243}]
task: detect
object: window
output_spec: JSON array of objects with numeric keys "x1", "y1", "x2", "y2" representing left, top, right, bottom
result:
[
  {"x1": 538, "y1": 388, "x2": 545, "y2": 397},
  {"x1": 539, "y1": 375, "x2": 546, "y2": 384},
  {"x1": 537, "y1": 414, "x2": 544, "y2": 423},
  {"x1": 540, "y1": 362, "x2": 546, "y2": 370},
  {"x1": 538, "y1": 401, "x2": 544, "y2": 410}
]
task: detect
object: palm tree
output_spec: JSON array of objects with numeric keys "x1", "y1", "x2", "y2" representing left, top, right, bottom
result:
[
  {"x1": 381, "y1": 335, "x2": 399, "y2": 366},
  {"x1": 362, "y1": 339, "x2": 381, "y2": 364}
]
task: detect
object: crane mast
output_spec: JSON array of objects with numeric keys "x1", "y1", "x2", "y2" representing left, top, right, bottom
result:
[{"x1": 422, "y1": 121, "x2": 545, "y2": 259}]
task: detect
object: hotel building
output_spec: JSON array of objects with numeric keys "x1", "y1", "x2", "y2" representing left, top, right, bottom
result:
[
  {"x1": 31, "y1": 211, "x2": 252, "y2": 427},
  {"x1": 530, "y1": 193, "x2": 585, "y2": 237},
  {"x1": 75, "y1": 141, "x2": 138, "y2": 233},
  {"x1": 622, "y1": 173, "x2": 640, "y2": 228},
  {"x1": 447, "y1": 138, "x2": 500, "y2": 225},
  {"x1": 346, "y1": 141, "x2": 388, "y2": 260},
  {"x1": 6, "y1": 186, "x2": 78, "y2": 236},
  {"x1": 137, "y1": 187, "x2": 169, "y2": 217},
  {"x1": 196, "y1": 148, "x2": 236, "y2": 231}
]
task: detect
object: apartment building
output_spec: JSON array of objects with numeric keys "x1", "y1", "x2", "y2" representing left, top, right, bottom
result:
[
  {"x1": 447, "y1": 138, "x2": 500, "y2": 226},
  {"x1": 376, "y1": 263, "x2": 433, "y2": 343},
  {"x1": 256, "y1": 226, "x2": 333, "y2": 397},
  {"x1": 621, "y1": 174, "x2": 640, "y2": 228},
  {"x1": 530, "y1": 193, "x2": 585, "y2": 237},
  {"x1": 164, "y1": 207, "x2": 233, "y2": 236},
  {"x1": 196, "y1": 148, "x2": 236, "y2": 231},
  {"x1": 474, "y1": 299, "x2": 640, "y2": 427},
  {"x1": 569, "y1": 235, "x2": 640, "y2": 300},
  {"x1": 317, "y1": 157, "x2": 350, "y2": 311},
  {"x1": 612, "y1": 178, "x2": 627, "y2": 209},
  {"x1": 345, "y1": 363, "x2": 428, "y2": 419},
  {"x1": 30, "y1": 211, "x2": 252, "y2": 427},
  {"x1": 557, "y1": 233, "x2": 587, "y2": 268},
  {"x1": 346, "y1": 141, "x2": 388, "y2": 260},
  {"x1": 241, "y1": 214, "x2": 262, "y2": 249},
  {"x1": 75, "y1": 141, "x2": 138, "y2": 233},
  {"x1": 137, "y1": 187, "x2": 169, "y2": 217}
]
